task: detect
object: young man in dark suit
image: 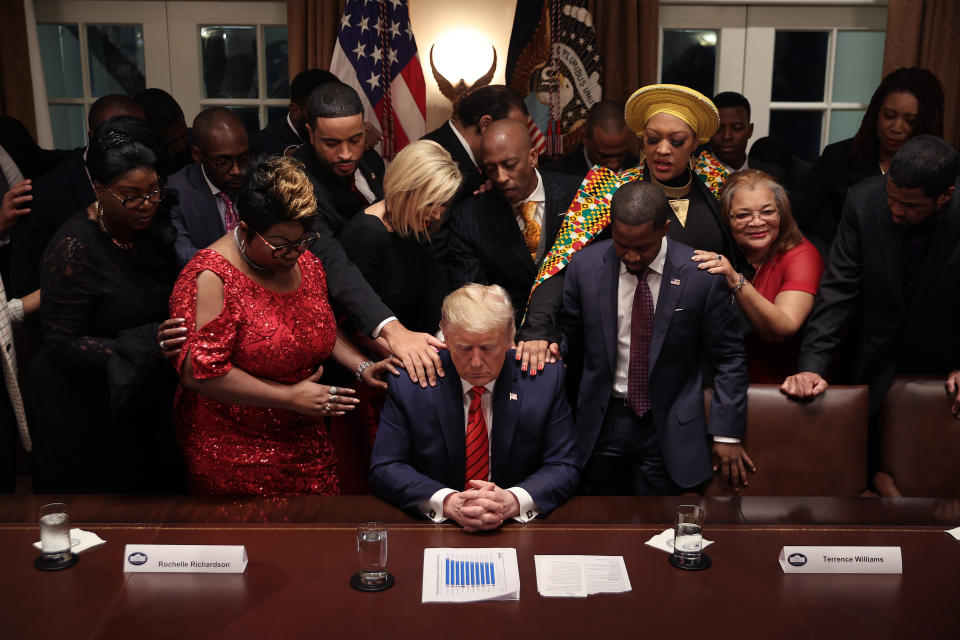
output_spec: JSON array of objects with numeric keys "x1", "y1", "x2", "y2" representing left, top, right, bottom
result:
[
  {"x1": 561, "y1": 180, "x2": 751, "y2": 495},
  {"x1": 371, "y1": 283, "x2": 580, "y2": 530},
  {"x1": 293, "y1": 82, "x2": 384, "y2": 237},
  {"x1": 782, "y1": 135, "x2": 960, "y2": 472},
  {"x1": 547, "y1": 100, "x2": 638, "y2": 180},
  {"x1": 168, "y1": 108, "x2": 250, "y2": 266},
  {"x1": 445, "y1": 119, "x2": 580, "y2": 326},
  {"x1": 250, "y1": 69, "x2": 338, "y2": 157}
]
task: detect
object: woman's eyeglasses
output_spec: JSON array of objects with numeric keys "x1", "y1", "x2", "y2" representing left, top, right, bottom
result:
[
  {"x1": 729, "y1": 207, "x2": 779, "y2": 224},
  {"x1": 254, "y1": 231, "x2": 320, "y2": 258},
  {"x1": 104, "y1": 186, "x2": 168, "y2": 210}
]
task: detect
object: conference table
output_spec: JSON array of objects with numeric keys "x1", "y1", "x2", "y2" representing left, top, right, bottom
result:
[{"x1": 2, "y1": 494, "x2": 958, "y2": 639}]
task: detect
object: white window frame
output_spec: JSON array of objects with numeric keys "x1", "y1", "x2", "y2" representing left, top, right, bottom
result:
[
  {"x1": 742, "y1": 5, "x2": 887, "y2": 147},
  {"x1": 660, "y1": 2, "x2": 888, "y2": 154},
  {"x1": 32, "y1": 0, "x2": 171, "y2": 146},
  {"x1": 30, "y1": 0, "x2": 287, "y2": 147},
  {"x1": 166, "y1": 2, "x2": 288, "y2": 127}
]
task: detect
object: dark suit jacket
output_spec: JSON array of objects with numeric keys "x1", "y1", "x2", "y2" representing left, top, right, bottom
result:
[
  {"x1": 421, "y1": 121, "x2": 484, "y2": 204},
  {"x1": 249, "y1": 116, "x2": 303, "y2": 157},
  {"x1": 9, "y1": 149, "x2": 95, "y2": 297},
  {"x1": 445, "y1": 170, "x2": 580, "y2": 324},
  {"x1": 560, "y1": 238, "x2": 748, "y2": 488},
  {"x1": 370, "y1": 349, "x2": 581, "y2": 516},
  {"x1": 545, "y1": 143, "x2": 639, "y2": 182},
  {"x1": 791, "y1": 137, "x2": 880, "y2": 257},
  {"x1": 293, "y1": 144, "x2": 385, "y2": 237},
  {"x1": 0, "y1": 117, "x2": 74, "y2": 180},
  {"x1": 798, "y1": 175, "x2": 960, "y2": 415},
  {"x1": 167, "y1": 163, "x2": 227, "y2": 266}
]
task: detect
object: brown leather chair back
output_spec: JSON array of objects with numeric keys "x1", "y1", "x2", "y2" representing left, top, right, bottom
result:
[
  {"x1": 702, "y1": 384, "x2": 869, "y2": 496},
  {"x1": 879, "y1": 375, "x2": 960, "y2": 496}
]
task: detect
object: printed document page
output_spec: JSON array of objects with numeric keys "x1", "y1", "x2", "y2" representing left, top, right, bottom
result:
[
  {"x1": 534, "y1": 555, "x2": 631, "y2": 597},
  {"x1": 422, "y1": 548, "x2": 520, "y2": 602}
]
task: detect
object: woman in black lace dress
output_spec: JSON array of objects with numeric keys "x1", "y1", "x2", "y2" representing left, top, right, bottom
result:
[{"x1": 28, "y1": 117, "x2": 184, "y2": 492}]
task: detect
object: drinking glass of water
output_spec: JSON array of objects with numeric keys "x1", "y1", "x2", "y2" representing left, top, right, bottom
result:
[
  {"x1": 351, "y1": 522, "x2": 393, "y2": 591},
  {"x1": 35, "y1": 502, "x2": 77, "y2": 571},
  {"x1": 670, "y1": 504, "x2": 710, "y2": 570}
]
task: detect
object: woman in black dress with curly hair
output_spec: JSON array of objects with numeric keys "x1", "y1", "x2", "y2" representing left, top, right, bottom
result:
[{"x1": 28, "y1": 116, "x2": 184, "y2": 492}]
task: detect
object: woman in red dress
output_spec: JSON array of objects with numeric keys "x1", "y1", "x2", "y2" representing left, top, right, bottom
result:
[
  {"x1": 692, "y1": 169, "x2": 824, "y2": 383},
  {"x1": 169, "y1": 156, "x2": 397, "y2": 495}
]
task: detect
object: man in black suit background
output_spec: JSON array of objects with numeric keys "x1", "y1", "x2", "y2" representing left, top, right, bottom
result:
[
  {"x1": 250, "y1": 69, "x2": 338, "y2": 157},
  {"x1": 134, "y1": 88, "x2": 192, "y2": 175},
  {"x1": 547, "y1": 100, "x2": 638, "y2": 180},
  {"x1": 8, "y1": 95, "x2": 146, "y2": 297},
  {"x1": 168, "y1": 108, "x2": 250, "y2": 266},
  {"x1": 445, "y1": 119, "x2": 580, "y2": 327},
  {"x1": 0, "y1": 117, "x2": 73, "y2": 271},
  {"x1": 422, "y1": 85, "x2": 528, "y2": 205},
  {"x1": 706, "y1": 92, "x2": 785, "y2": 183},
  {"x1": 293, "y1": 82, "x2": 384, "y2": 237},
  {"x1": 783, "y1": 136, "x2": 960, "y2": 447}
]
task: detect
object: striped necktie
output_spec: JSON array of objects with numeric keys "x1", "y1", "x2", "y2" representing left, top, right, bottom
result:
[{"x1": 465, "y1": 386, "x2": 490, "y2": 484}]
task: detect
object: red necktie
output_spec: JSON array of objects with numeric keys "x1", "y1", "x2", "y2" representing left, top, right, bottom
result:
[
  {"x1": 218, "y1": 192, "x2": 238, "y2": 232},
  {"x1": 627, "y1": 268, "x2": 654, "y2": 417},
  {"x1": 465, "y1": 386, "x2": 490, "y2": 484}
]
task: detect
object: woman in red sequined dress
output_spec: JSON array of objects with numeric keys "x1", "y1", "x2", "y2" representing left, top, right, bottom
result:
[{"x1": 169, "y1": 157, "x2": 398, "y2": 495}]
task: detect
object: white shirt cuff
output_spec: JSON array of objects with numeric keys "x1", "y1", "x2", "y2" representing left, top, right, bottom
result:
[
  {"x1": 7, "y1": 298, "x2": 24, "y2": 325},
  {"x1": 507, "y1": 487, "x2": 539, "y2": 522},
  {"x1": 371, "y1": 316, "x2": 398, "y2": 339},
  {"x1": 712, "y1": 436, "x2": 741, "y2": 444},
  {"x1": 0, "y1": 235, "x2": 10, "y2": 247},
  {"x1": 420, "y1": 488, "x2": 456, "y2": 523}
]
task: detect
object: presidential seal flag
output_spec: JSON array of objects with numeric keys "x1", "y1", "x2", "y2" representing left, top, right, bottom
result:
[
  {"x1": 330, "y1": 0, "x2": 426, "y2": 159},
  {"x1": 506, "y1": 0, "x2": 602, "y2": 158}
]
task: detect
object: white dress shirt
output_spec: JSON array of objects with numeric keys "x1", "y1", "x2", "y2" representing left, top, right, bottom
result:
[
  {"x1": 201, "y1": 165, "x2": 232, "y2": 229},
  {"x1": 448, "y1": 120, "x2": 478, "y2": 169},
  {"x1": 353, "y1": 170, "x2": 376, "y2": 204},
  {"x1": 513, "y1": 170, "x2": 547, "y2": 260},
  {"x1": 419, "y1": 377, "x2": 539, "y2": 524},
  {"x1": 612, "y1": 237, "x2": 737, "y2": 443}
]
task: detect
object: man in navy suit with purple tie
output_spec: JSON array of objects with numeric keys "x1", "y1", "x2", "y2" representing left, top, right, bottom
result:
[
  {"x1": 561, "y1": 180, "x2": 751, "y2": 495},
  {"x1": 370, "y1": 284, "x2": 580, "y2": 531}
]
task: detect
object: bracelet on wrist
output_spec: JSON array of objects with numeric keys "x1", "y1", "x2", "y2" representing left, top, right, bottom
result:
[
  {"x1": 355, "y1": 360, "x2": 375, "y2": 381},
  {"x1": 730, "y1": 273, "x2": 746, "y2": 301}
]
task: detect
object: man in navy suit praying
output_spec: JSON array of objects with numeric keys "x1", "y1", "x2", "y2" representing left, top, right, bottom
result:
[
  {"x1": 370, "y1": 283, "x2": 580, "y2": 531},
  {"x1": 560, "y1": 180, "x2": 751, "y2": 495}
]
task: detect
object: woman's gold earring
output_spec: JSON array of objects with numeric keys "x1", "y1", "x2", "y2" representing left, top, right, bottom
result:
[{"x1": 689, "y1": 155, "x2": 696, "y2": 171}]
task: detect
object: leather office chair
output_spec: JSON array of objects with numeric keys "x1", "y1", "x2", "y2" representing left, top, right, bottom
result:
[
  {"x1": 702, "y1": 384, "x2": 869, "y2": 496},
  {"x1": 877, "y1": 375, "x2": 960, "y2": 497}
]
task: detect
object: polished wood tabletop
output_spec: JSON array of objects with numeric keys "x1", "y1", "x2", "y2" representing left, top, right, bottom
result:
[{"x1": 1, "y1": 495, "x2": 958, "y2": 639}]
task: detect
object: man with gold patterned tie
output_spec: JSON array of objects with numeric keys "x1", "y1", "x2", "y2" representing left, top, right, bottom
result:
[
  {"x1": 370, "y1": 284, "x2": 580, "y2": 530},
  {"x1": 444, "y1": 119, "x2": 580, "y2": 326}
]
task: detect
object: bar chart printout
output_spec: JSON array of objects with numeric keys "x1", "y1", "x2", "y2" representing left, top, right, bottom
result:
[{"x1": 421, "y1": 548, "x2": 520, "y2": 602}]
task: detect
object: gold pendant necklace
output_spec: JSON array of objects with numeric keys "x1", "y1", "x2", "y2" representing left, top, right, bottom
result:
[
  {"x1": 648, "y1": 170, "x2": 693, "y2": 227},
  {"x1": 96, "y1": 201, "x2": 134, "y2": 250}
]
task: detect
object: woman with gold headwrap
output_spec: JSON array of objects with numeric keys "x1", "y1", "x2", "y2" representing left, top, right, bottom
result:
[{"x1": 515, "y1": 84, "x2": 737, "y2": 373}]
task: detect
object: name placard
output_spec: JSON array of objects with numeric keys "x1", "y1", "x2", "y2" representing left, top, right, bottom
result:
[
  {"x1": 779, "y1": 546, "x2": 902, "y2": 574},
  {"x1": 123, "y1": 544, "x2": 248, "y2": 573}
]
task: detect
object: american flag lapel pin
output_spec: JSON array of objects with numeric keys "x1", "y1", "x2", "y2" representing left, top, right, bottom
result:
[
  {"x1": 671, "y1": 278, "x2": 681, "y2": 286},
  {"x1": 509, "y1": 393, "x2": 518, "y2": 401}
]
